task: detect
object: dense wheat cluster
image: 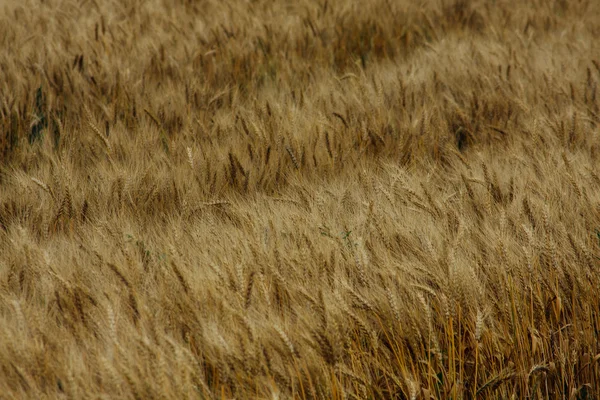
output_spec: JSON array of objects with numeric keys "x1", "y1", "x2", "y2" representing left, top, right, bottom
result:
[{"x1": 1, "y1": 0, "x2": 600, "y2": 398}]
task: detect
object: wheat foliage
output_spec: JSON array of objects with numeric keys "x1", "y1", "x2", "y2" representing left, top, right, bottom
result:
[{"x1": 1, "y1": 0, "x2": 600, "y2": 398}]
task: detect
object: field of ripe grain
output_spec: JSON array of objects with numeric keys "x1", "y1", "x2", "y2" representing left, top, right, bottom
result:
[{"x1": 1, "y1": 0, "x2": 600, "y2": 398}]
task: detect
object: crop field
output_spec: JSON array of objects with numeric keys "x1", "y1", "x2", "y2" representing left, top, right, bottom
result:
[{"x1": 1, "y1": 0, "x2": 600, "y2": 398}]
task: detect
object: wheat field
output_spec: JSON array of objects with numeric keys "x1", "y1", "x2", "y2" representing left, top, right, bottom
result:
[{"x1": 1, "y1": 0, "x2": 600, "y2": 398}]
